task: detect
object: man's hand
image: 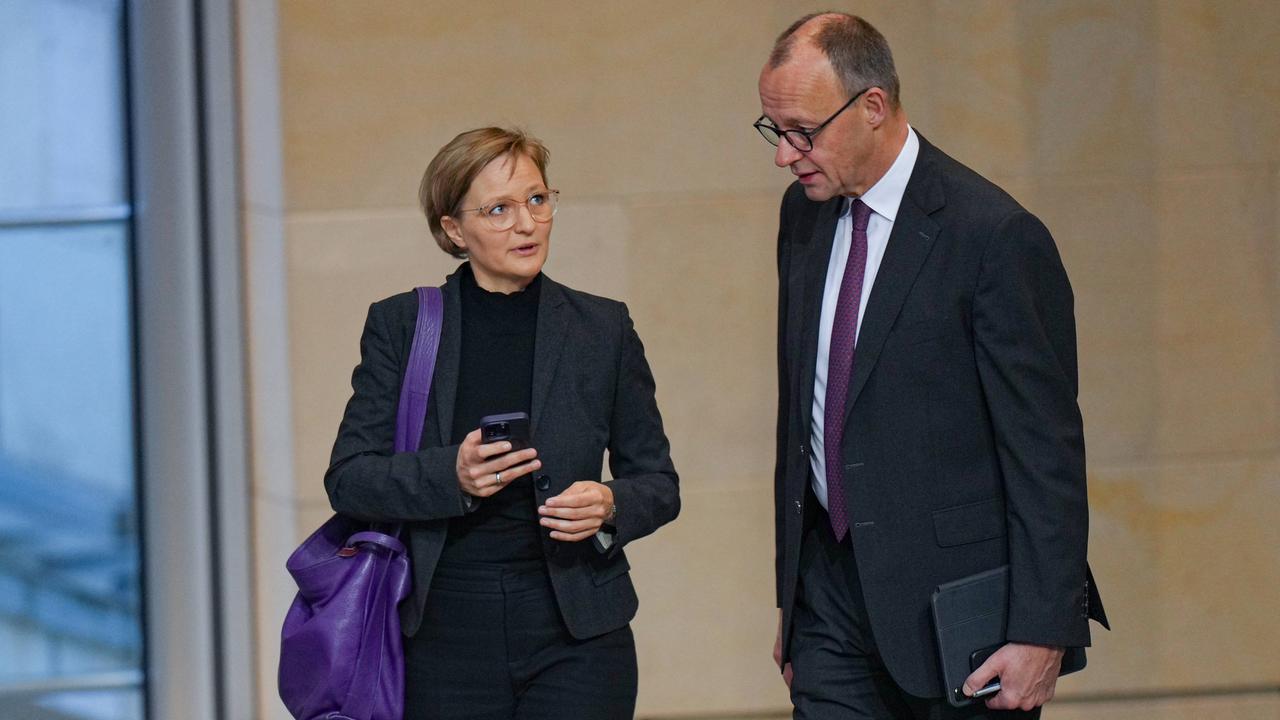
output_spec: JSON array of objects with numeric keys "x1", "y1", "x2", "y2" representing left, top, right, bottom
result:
[
  {"x1": 539, "y1": 481, "x2": 614, "y2": 541},
  {"x1": 774, "y1": 609, "x2": 794, "y2": 688},
  {"x1": 963, "y1": 642, "x2": 1064, "y2": 711},
  {"x1": 455, "y1": 428, "x2": 540, "y2": 498}
]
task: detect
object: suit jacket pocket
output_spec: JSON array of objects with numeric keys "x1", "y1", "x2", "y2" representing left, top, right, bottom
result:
[
  {"x1": 590, "y1": 553, "x2": 631, "y2": 586},
  {"x1": 933, "y1": 498, "x2": 1005, "y2": 547}
]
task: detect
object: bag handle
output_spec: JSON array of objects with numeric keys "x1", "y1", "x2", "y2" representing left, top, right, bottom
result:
[{"x1": 342, "y1": 530, "x2": 408, "y2": 557}]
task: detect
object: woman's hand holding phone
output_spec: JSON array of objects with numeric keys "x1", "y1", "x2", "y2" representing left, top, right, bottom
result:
[{"x1": 455, "y1": 428, "x2": 540, "y2": 498}]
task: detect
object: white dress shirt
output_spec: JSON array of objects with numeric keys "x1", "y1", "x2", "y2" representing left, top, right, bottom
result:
[{"x1": 809, "y1": 126, "x2": 920, "y2": 511}]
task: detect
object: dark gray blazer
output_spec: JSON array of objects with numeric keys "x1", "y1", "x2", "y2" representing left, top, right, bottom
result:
[
  {"x1": 325, "y1": 264, "x2": 680, "y2": 639},
  {"x1": 774, "y1": 135, "x2": 1109, "y2": 697}
]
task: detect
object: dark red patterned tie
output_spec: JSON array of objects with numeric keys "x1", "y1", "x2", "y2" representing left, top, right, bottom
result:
[{"x1": 824, "y1": 199, "x2": 871, "y2": 541}]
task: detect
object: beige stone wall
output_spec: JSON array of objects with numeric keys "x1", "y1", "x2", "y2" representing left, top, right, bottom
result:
[{"x1": 256, "y1": 1, "x2": 1280, "y2": 717}]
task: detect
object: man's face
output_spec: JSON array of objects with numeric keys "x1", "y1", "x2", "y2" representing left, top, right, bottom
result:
[{"x1": 758, "y1": 47, "x2": 869, "y2": 201}]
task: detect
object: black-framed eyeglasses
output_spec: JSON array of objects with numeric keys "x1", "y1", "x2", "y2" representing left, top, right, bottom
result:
[{"x1": 754, "y1": 87, "x2": 872, "y2": 152}]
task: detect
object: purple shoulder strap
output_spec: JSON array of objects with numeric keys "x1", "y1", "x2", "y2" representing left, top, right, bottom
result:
[
  {"x1": 379, "y1": 287, "x2": 442, "y2": 540},
  {"x1": 394, "y1": 287, "x2": 443, "y2": 454}
]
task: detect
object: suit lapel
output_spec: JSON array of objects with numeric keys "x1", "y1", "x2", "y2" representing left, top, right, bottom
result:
[
  {"x1": 843, "y1": 146, "x2": 944, "y2": 421},
  {"x1": 795, "y1": 197, "x2": 843, "y2": 443},
  {"x1": 530, "y1": 275, "x2": 568, "y2": 437},
  {"x1": 432, "y1": 268, "x2": 464, "y2": 446}
]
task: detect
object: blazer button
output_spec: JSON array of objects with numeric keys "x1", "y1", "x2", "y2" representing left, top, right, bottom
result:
[
  {"x1": 535, "y1": 474, "x2": 551, "y2": 491},
  {"x1": 794, "y1": 500, "x2": 802, "y2": 515},
  {"x1": 799, "y1": 443, "x2": 808, "y2": 457}
]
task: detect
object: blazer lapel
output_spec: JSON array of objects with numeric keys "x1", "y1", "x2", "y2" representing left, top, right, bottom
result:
[
  {"x1": 530, "y1": 274, "x2": 568, "y2": 437},
  {"x1": 843, "y1": 148, "x2": 944, "y2": 421},
  {"x1": 432, "y1": 267, "x2": 464, "y2": 446}
]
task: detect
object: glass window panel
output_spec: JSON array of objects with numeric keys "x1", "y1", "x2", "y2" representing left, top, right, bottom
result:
[
  {"x1": 0, "y1": 224, "x2": 142, "y2": 718},
  {"x1": 2, "y1": 687, "x2": 142, "y2": 720},
  {"x1": 0, "y1": 0, "x2": 127, "y2": 214}
]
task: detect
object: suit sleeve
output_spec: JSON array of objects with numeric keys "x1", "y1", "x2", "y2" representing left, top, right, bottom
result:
[
  {"x1": 774, "y1": 191, "x2": 793, "y2": 608},
  {"x1": 602, "y1": 305, "x2": 680, "y2": 554},
  {"x1": 972, "y1": 210, "x2": 1091, "y2": 648},
  {"x1": 324, "y1": 301, "x2": 468, "y2": 522}
]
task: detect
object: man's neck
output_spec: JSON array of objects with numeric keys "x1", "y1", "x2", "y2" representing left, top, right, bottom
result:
[{"x1": 852, "y1": 117, "x2": 910, "y2": 197}]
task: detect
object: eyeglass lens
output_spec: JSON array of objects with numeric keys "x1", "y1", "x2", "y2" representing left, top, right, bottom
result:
[
  {"x1": 480, "y1": 191, "x2": 558, "y2": 230},
  {"x1": 755, "y1": 122, "x2": 811, "y2": 152}
]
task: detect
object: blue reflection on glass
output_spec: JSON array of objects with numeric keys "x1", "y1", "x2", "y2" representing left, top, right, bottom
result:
[
  {"x1": 0, "y1": 0, "x2": 128, "y2": 213},
  {"x1": 0, "y1": 226, "x2": 143, "y2": 696},
  {"x1": 0, "y1": 0, "x2": 142, "y2": 716}
]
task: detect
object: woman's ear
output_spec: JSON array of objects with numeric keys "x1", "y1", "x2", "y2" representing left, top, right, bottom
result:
[{"x1": 441, "y1": 215, "x2": 467, "y2": 251}]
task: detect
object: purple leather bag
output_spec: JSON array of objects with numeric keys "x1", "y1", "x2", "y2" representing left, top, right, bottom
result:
[{"x1": 279, "y1": 286, "x2": 443, "y2": 720}]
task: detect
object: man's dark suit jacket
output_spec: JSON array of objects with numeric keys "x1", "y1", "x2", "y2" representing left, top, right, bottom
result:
[
  {"x1": 325, "y1": 264, "x2": 680, "y2": 640},
  {"x1": 774, "y1": 135, "x2": 1109, "y2": 698}
]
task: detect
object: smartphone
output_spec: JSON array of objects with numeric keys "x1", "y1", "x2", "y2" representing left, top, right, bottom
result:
[
  {"x1": 956, "y1": 645, "x2": 1002, "y2": 703},
  {"x1": 479, "y1": 412, "x2": 531, "y2": 451}
]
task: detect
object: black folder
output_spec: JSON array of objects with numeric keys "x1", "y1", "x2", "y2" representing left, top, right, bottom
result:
[{"x1": 931, "y1": 565, "x2": 1085, "y2": 707}]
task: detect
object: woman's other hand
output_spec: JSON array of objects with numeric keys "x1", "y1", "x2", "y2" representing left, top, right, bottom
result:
[
  {"x1": 456, "y1": 428, "x2": 540, "y2": 497},
  {"x1": 539, "y1": 481, "x2": 615, "y2": 541}
]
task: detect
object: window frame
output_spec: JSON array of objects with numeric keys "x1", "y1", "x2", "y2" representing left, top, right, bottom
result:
[{"x1": 128, "y1": 1, "x2": 254, "y2": 718}]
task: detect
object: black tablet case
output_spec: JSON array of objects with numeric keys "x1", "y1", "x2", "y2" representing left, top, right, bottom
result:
[{"x1": 931, "y1": 565, "x2": 1086, "y2": 707}]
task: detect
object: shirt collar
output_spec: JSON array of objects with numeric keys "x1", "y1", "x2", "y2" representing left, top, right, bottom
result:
[{"x1": 843, "y1": 125, "x2": 919, "y2": 222}]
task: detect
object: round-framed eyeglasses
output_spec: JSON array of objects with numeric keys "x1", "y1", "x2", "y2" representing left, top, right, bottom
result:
[
  {"x1": 457, "y1": 189, "x2": 560, "y2": 232},
  {"x1": 754, "y1": 87, "x2": 872, "y2": 152}
]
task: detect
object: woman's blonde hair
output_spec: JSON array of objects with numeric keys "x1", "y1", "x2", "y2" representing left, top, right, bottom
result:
[{"x1": 419, "y1": 127, "x2": 551, "y2": 258}]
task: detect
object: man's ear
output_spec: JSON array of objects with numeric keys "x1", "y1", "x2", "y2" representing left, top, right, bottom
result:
[
  {"x1": 862, "y1": 87, "x2": 890, "y2": 127},
  {"x1": 441, "y1": 215, "x2": 466, "y2": 251}
]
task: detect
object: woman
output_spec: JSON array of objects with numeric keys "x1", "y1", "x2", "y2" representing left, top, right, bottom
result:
[{"x1": 324, "y1": 127, "x2": 680, "y2": 719}]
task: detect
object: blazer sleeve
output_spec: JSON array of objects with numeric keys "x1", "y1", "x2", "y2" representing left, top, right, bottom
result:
[
  {"x1": 601, "y1": 304, "x2": 680, "y2": 553},
  {"x1": 774, "y1": 190, "x2": 794, "y2": 608},
  {"x1": 324, "y1": 299, "x2": 468, "y2": 523},
  {"x1": 972, "y1": 210, "x2": 1092, "y2": 648}
]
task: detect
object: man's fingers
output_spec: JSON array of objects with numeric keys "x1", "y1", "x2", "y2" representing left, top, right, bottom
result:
[
  {"x1": 981, "y1": 643, "x2": 1062, "y2": 711},
  {"x1": 962, "y1": 657, "x2": 1001, "y2": 698}
]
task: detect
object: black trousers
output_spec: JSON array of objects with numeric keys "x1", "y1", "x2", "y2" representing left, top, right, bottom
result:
[
  {"x1": 791, "y1": 511, "x2": 1039, "y2": 720},
  {"x1": 403, "y1": 559, "x2": 637, "y2": 720}
]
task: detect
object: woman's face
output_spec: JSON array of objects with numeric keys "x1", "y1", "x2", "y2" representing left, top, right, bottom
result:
[{"x1": 442, "y1": 152, "x2": 552, "y2": 293}]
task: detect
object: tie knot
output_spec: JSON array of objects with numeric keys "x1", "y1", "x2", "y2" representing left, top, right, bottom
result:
[{"x1": 851, "y1": 199, "x2": 872, "y2": 232}]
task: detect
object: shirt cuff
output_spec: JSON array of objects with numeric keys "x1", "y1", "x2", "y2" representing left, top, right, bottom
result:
[{"x1": 592, "y1": 525, "x2": 617, "y2": 553}]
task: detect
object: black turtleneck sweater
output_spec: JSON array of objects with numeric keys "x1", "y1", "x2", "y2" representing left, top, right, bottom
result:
[{"x1": 442, "y1": 265, "x2": 543, "y2": 564}]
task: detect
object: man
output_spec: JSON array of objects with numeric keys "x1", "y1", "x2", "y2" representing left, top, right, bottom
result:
[{"x1": 759, "y1": 13, "x2": 1108, "y2": 719}]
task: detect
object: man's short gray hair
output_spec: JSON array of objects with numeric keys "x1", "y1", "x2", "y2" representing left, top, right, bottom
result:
[{"x1": 769, "y1": 12, "x2": 901, "y2": 108}]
